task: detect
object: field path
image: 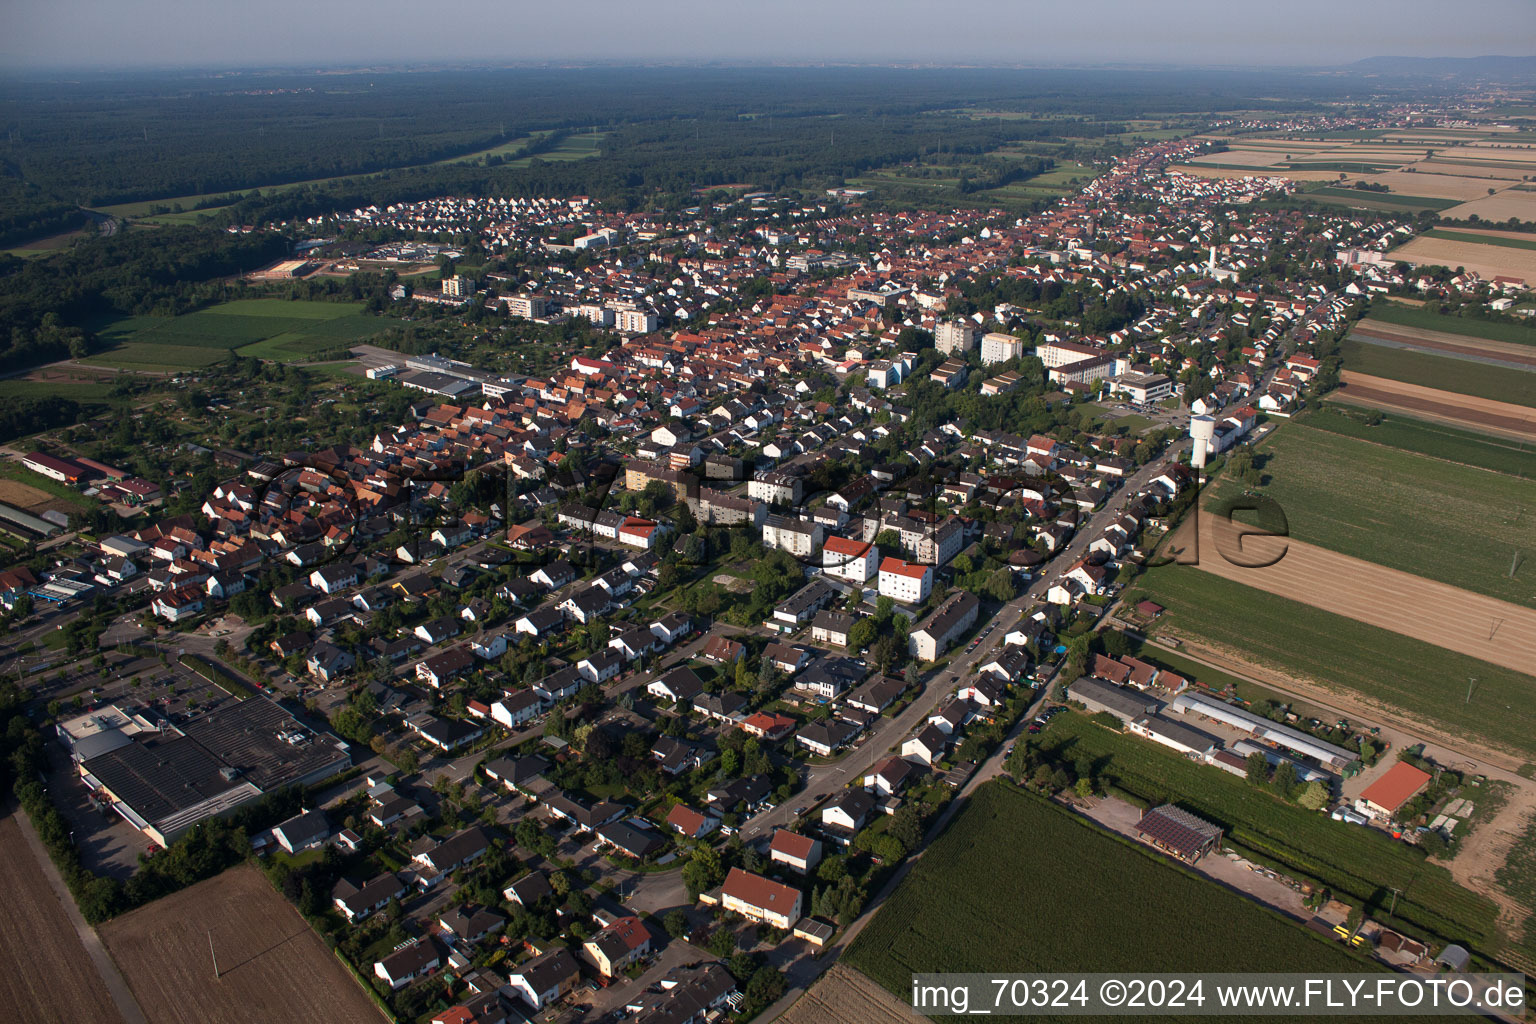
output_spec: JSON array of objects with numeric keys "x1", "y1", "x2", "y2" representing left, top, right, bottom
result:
[
  {"x1": 1334, "y1": 372, "x2": 1536, "y2": 441},
  {"x1": 1354, "y1": 321, "x2": 1536, "y2": 365},
  {"x1": 1195, "y1": 513, "x2": 1536, "y2": 675},
  {"x1": 2, "y1": 804, "x2": 144, "y2": 1024}
]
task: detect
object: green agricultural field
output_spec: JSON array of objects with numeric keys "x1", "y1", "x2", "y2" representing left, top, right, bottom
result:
[
  {"x1": 81, "y1": 343, "x2": 231, "y2": 372},
  {"x1": 1364, "y1": 303, "x2": 1536, "y2": 347},
  {"x1": 1304, "y1": 189, "x2": 1459, "y2": 214},
  {"x1": 0, "y1": 379, "x2": 126, "y2": 405},
  {"x1": 1214, "y1": 422, "x2": 1536, "y2": 606},
  {"x1": 1421, "y1": 229, "x2": 1536, "y2": 252},
  {"x1": 1301, "y1": 407, "x2": 1536, "y2": 477},
  {"x1": 1136, "y1": 563, "x2": 1536, "y2": 761},
  {"x1": 87, "y1": 300, "x2": 387, "y2": 367},
  {"x1": 1032, "y1": 713, "x2": 1500, "y2": 952},
  {"x1": 1341, "y1": 337, "x2": 1536, "y2": 407},
  {"x1": 846, "y1": 783, "x2": 1399, "y2": 1012}
]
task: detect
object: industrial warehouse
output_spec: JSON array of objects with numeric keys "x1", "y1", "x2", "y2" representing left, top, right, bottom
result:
[{"x1": 61, "y1": 698, "x2": 351, "y2": 848}]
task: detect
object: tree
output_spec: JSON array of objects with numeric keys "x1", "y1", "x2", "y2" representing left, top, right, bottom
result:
[
  {"x1": 706, "y1": 926, "x2": 738, "y2": 957},
  {"x1": 1244, "y1": 752, "x2": 1268, "y2": 784},
  {"x1": 664, "y1": 909, "x2": 690, "y2": 939},
  {"x1": 1271, "y1": 761, "x2": 1297, "y2": 797},
  {"x1": 682, "y1": 845, "x2": 723, "y2": 900},
  {"x1": 747, "y1": 966, "x2": 786, "y2": 1005},
  {"x1": 1297, "y1": 780, "x2": 1329, "y2": 811}
]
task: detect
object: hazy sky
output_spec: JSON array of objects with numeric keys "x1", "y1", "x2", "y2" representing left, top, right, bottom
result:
[{"x1": 4, "y1": 0, "x2": 1532, "y2": 71}]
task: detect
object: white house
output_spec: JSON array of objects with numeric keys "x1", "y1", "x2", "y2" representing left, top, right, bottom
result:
[{"x1": 877, "y1": 557, "x2": 932, "y2": 604}]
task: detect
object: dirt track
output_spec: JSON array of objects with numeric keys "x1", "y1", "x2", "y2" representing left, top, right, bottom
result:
[
  {"x1": 1197, "y1": 513, "x2": 1536, "y2": 677},
  {"x1": 0, "y1": 811, "x2": 126, "y2": 1024},
  {"x1": 779, "y1": 963, "x2": 923, "y2": 1024},
  {"x1": 101, "y1": 863, "x2": 384, "y2": 1024},
  {"x1": 1334, "y1": 372, "x2": 1536, "y2": 441}
]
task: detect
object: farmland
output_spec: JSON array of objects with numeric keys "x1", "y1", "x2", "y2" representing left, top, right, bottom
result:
[
  {"x1": 1389, "y1": 233, "x2": 1536, "y2": 283},
  {"x1": 1333, "y1": 372, "x2": 1536, "y2": 443},
  {"x1": 100, "y1": 862, "x2": 383, "y2": 1024},
  {"x1": 1297, "y1": 407, "x2": 1536, "y2": 477},
  {"x1": 1213, "y1": 422, "x2": 1536, "y2": 607},
  {"x1": 1135, "y1": 562, "x2": 1536, "y2": 763},
  {"x1": 1030, "y1": 713, "x2": 1501, "y2": 952},
  {"x1": 1339, "y1": 337, "x2": 1536, "y2": 407},
  {"x1": 85, "y1": 299, "x2": 389, "y2": 370},
  {"x1": 845, "y1": 782, "x2": 1392, "y2": 1015},
  {"x1": 1365, "y1": 304, "x2": 1536, "y2": 347},
  {"x1": 0, "y1": 810, "x2": 127, "y2": 1024}
]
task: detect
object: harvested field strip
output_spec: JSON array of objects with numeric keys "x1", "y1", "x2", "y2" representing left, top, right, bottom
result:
[
  {"x1": 1366, "y1": 305, "x2": 1536, "y2": 347},
  {"x1": 1347, "y1": 331, "x2": 1536, "y2": 372},
  {"x1": 100, "y1": 863, "x2": 383, "y2": 1024},
  {"x1": 1138, "y1": 561, "x2": 1536, "y2": 762},
  {"x1": 1298, "y1": 408, "x2": 1536, "y2": 477},
  {"x1": 779, "y1": 964, "x2": 922, "y2": 1024},
  {"x1": 1193, "y1": 513, "x2": 1536, "y2": 674},
  {"x1": 1333, "y1": 373, "x2": 1536, "y2": 442},
  {"x1": 0, "y1": 810, "x2": 127, "y2": 1024},
  {"x1": 1341, "y1": 338, "x2": 1536, "y2": 407},
  {"x1": 1351, "y1": 322, "x2": 1536, "y2": 364},
  {"x1": 1210, "y1": 424, "x2": 1536, "y2": 607}
]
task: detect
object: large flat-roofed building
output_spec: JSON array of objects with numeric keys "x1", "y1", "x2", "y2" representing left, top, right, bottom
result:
[
  {"x1": 78, "y1": 698, "x2": 350, "y2": 848},
  {"x1": 1169, "y1": 691, "x2": 1358, "y2": 772},
  {"x1": 980, "y1": 332, "x2": 1025, "y2": 365},
  {"x1": 1067, "y1": 676, "x2": 1161, "y2": 724},
  {"x1": 1113, "y1": 372, "x2": 1175, "y2": 405},
  {"x1": 935, "y1": 321, "x2": 977, "y2": 355}
]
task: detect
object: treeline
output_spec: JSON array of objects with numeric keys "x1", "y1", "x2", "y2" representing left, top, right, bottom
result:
[
  {"x1": 0, "y1": 64, "x2": 1386, "y2": 244},
  {"x1": 0, "y1": 397, "x2": 100, "y2": 445},
  {"x1": 0, "y1": 226, "x2": 288, "y2": 373}
]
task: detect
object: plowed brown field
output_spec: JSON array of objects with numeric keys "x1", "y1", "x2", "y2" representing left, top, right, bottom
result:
[
  {"x1": 1333, "y1": 372, "x2": 1536, "y2": 441},
  {"x1": 1197, "y1": 514, "x2": 1536, "y2": 676},
  {"x1": 779, "y1": 963, "x2": 924, "y2": 1024},
  {"x1": 100, "y1": 863, "x2": 384, "y2": 1024}
]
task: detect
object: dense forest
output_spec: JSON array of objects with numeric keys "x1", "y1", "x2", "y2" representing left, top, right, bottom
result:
[{"x1": 0, "y1": 64, "x2": 1409, "y2": 245}]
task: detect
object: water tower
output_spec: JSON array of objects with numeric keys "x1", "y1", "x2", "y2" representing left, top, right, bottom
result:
[{"x1": 1189, "y1": 415, "x2": 1217, "y2": 469}]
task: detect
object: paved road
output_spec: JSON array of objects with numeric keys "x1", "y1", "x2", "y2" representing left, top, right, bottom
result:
[{"x1": 751, "y1": 441, "x2": 1195, "y2": 1022}]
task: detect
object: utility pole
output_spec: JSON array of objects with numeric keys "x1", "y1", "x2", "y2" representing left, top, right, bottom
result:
[
  {"x1": 1466, "y1": 677, "x2": 1477, "y2": 705},
  {"x1": 1387, "y1": 886, "x2": 1402, "y2": 919},
  {"x1": 209, "y1": 928, "x2": 219, "y2": 980}
]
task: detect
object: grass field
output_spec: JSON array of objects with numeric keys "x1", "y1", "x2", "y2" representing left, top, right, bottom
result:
[
  {"x1": 0, "y1": 378, "x2": 125, "y2": 405},
  {"x1": 1137, "y1": 562, "x2": 1536, "y2": 762},
  {"x1": 1213, "y1": 420, "x2": 1536, "y2": 606},
  {"x1": 1366, "y1": 303, "x2": 1536, "y2": 347},
  {"x1": 1304, "y1": 187, "x2": 1460, "y2": 212},
  {"x1": 1422, "y1": 229, "x2": 1536, "y2": 252},
  {"x1": 1340, "y1": 337, "x2": 1536, "y2": 407},
  {"x1": 86, "y1": 299, "x2": 386, "y2": 368},
  {"x1": 845, "y1": 782, "x2": 1393, "y2": 1006},
  {"x1": 1034, "y1": 713, "x2": 1500, "y2": 951},
  {"x1": 1297, "y1": 408, "x2": 1536, "y2": 477},
  {"x1": 100, "y1": 863, "x2": 382, "y2": 1024},
  {"x1": 0, "y1": 810, "x2": 126, "y2": 1024}
]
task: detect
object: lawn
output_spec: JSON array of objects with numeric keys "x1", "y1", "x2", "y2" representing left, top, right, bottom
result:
[
  {"x1": 1214, "y1": 421, "x2": 1536, "y2": 606},
  {"x1": 1301, "y1": 407, "x2": 1536, "y2": 477},
  {"x1": 1364, "y1": 303, "x2": 1536, "y2": 347},
  {"x1": 845, "y1": 782, "x2": 1398, "y2": 1008},
  {"x1": 87, "y1": 300, "x2": 387, "y2": 367},
  {"x1": 1136, "y1": 562, "x2": 1536, "y2": 762},
  {"x1": 1031, "y1": 713, "x2": 1500, "y2": 952},
  {"x1": 1340, "y1": 336, "x2": 1536, "y2": 407}
]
